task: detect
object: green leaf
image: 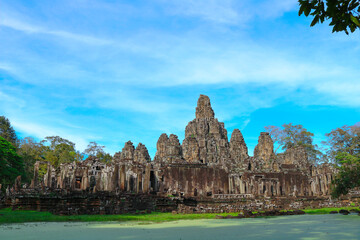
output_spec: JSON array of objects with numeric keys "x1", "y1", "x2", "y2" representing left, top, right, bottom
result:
[
  {"x1": 304, "y1": 6, "x2": 312, "y2": 16},
  {"x1": 311, "y1": 15, "x2": 320, "y2": 26},
  {"x1": 299, "y1": 3, "x2": 306, "y2": 16},
  {"x1": 350, "y1": 15, "x2": 360, "y2": 27}
]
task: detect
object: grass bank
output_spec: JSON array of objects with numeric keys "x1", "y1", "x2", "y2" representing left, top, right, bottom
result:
[
  {"x1": 0, "y1": 208, "x2": 242, "y2": 224},
  {"x1": 1, "y1": 207, "x2": 358, "y2": 224},
  {"x1": 303, "y1": 207, "x2": 359, "y2": 214}
]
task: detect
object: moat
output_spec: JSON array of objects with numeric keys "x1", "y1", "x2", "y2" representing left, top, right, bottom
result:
[{"x1": 1, "y1": 214, "x2": 360, "y2": 240}]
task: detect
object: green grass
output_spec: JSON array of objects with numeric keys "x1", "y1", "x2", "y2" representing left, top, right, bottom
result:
[
  {"x1": 303, "y1": 207, "x2": 359, "y2": 214},
  {"x1": 1, "y1": 207, "x2": 359, "y2": 224},
  {"x1": 0, "y1": 208, "x2": 244, "y2": 224}
]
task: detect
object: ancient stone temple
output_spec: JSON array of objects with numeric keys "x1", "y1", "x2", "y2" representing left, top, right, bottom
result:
[
  {"x1": 5, "y1": 94, "x2": 351, "y2": 215},
  {"x1": 30, "y1": 94, "x2": 334, "y2": 200}
]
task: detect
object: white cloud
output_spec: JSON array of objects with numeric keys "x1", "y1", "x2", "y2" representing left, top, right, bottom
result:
[
  {"x1": 0, "y1": 15, "x2": 112, "y2": 45},
  {"x1": 315, "y1": 82, "x2": 360, "y2": 107},
  {"x1": 1, "y1": 0, "x2": 359, "y2": 158},
  {"x1": 0, "y1": 90, "x2": 26, "y2": 108},
  {"x1": 0, "y1": 62, "x2": 17, "y2": 74},
  {"x1": 11, "y1": 120, "x2": 90, "y2": 151}
]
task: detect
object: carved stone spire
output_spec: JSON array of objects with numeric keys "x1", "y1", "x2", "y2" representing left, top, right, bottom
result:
[
  {"x1": 253, "y1": 132, "x2": 275, "y2": 169},
  {"x1": 154, "y1": 133, "x2": 183, "y2": 165},
  {"x1": 183, "y1": 94, "x2": 230, "y2": 165},
  {"x1": 134, "y1": 143, "x2": 151, "y2": 164},
  {"x1": 195, "y1": 94, "x2": 215, "y2": 119},
  {"x1": 229, "y1": 129, "x2": 249, "y2": 165},
  {"x1": 120, "y1": 141, "x2": 135, "y2": 162}
]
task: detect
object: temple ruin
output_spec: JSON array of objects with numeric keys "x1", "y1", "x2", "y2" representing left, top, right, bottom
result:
[
  {"x1": 32, "y1": 94, "x2": 334, "y2": 199},
  {"x1": 4, "y1": 94, "x2": 352, "y2": 215}
]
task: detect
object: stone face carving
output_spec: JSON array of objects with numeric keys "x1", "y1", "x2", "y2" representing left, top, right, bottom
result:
[
  {"x1": 182, "y1": 137, "x2": 200, "y2": 163},
  {"x1": 154, "y1": 133, "x2": 183, "y2": 165},
  {"x1": 120, "y1": 141, "x2": 135, "y2": 162},
  {"x1": 253, "y1": 132, "x2": 276, "y2": 170},
  {"x1": 281, "y1": 146, "x2": 310, "y2": 172},
  {"x1": 183, "y1": 95, "x2": 230, "y2": 165},
  {"x1": 134, "y1": 143, "x2": 151, "y2": 164},
  {"x1": 229, "y1": 129, "x2": 249, "y2": 167},
  {"x1": 31, "y1": 94, "x2": 335, "y2": 200},
  {"x1": 195, "y1": 94, "x2": 214, "y2": 119}
]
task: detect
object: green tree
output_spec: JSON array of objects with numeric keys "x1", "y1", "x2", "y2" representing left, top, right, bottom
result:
[
  {"x1": 0, "y1": 116, "x2": 18, "y2": 146},
  {"x1": 41, "y1": 136, "x2": 82, "y2": 168},
  {"x1": 323, "y1": 123, "x2": 360, "y2": 161},
  {"x1": 84, "y1": 141, "x2": 112, "y2": 163},
  {"x1": 0, "y1": 136, "x2": 25, "y2": 188},
  {"x1": 324, "y1": 123, "x2": 360, "y2": 197},
  {"x1": 17, "y1": 137, "x2": 46, "y2": 182},
  {"x1": 298, "y1": 0, "x2": 360, "y2": 34},
  {"x1": 265, "y1": 123, "x2": 321, "y2": 164},
  {"x1": 331, "y1": 152, "x2": 360, "y2": 197}
]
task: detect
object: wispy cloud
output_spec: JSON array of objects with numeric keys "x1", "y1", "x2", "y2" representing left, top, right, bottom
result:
[
  {"x1": 315, "y1": 82, "x2": 360, "y2": 107},
  {"x1": 0, "y1": 15, "x2": 112, "y2": 45},
  {"x1": 159, "y1": 0, "x2": 298, "y2": 24},
  {"x1": 12, "y1": 120, "x2": 90, "y2": 150},
  {"x1": 254, "y1": 0, "x2": 298, "y2": 18},
  {"x1": 1, "y1": 0, "x2": 359, "y2": 158}
]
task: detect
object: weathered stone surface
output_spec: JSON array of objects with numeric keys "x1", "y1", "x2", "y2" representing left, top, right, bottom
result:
[
  {"x1": 182, "y1": 137, "x2": 200, "y2": 163},
  {"x1": 154, "y1": 133, "x2": 183, "y2": 165},
  {"x1": 183, "y1": 95, "x2": 230, "y2": 165},
  {"x1": 120, "y1": 141, "x2": 135, "y2": 162},
  {"x1": 196, "y1": 94, "x2": 214, "y2": 119},
  {"x1": 159, "y1": 165, "x2": 229, "y2": 197},
  {"x1": 168, "y1": 134, "x2": 182, "y2": 158},
  {"x1": 310, "y1": 163, "x2": 334, "y2": 196},
  {"x1": 3, "y1": 192, "x2": 177, "y2": 215},
  {"x1": 229, "y1": 129, "x2": 249, "y2": 168},
  {"x1": 22, "y1": 94, "x2": 341, "y2": 211},
  {"x1": 14, "y1": 176, "x2": 21, "y2": 192},
  {"x1": 253, "y1": 132, "x2": 276, "y2": 170},
  {"x1": 134, "y1": 143, "x2": 151, "y2": 164}
]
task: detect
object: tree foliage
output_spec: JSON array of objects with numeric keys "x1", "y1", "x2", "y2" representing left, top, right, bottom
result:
[
  {"x1": 41, "y1": 136, "x2": 83, "y2": 168},
  {"x1": 17, "y1": 137, "x2": 46, "y2": 182},
  {"x1": 265, "y1": 123, "x2": 321, "y2": 164},
  {"x1": 323, "y1": 123, "x2": 360, "y2": 162},
  {"x1": 298, "y1": 0, "x2": 360, "y2": 34},
  {"x1": 324, "y1": 123, "x2": 360, "y2": 197},
  {"x1": 84, "y1": 141, "x2": 112, "y2": 163},
  {"x1": 0, "y1": 116, "x2": 18, "y2": 146},
  {"x1": 0, "y1": 136, "x2": 25, "y2": 188}
]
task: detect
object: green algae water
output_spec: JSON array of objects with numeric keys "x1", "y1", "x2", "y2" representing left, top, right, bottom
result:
[{"x1": 1, "y1": 214, "x2": 360, "y2": 240}]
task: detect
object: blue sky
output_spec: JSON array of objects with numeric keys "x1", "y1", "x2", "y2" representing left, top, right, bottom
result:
[{"x1": 0, "y1": 0, "x2": 359, "y2": 158}]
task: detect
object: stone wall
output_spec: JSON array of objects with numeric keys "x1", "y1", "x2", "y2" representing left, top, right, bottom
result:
[
  {"x1": 3, "y1": 191, "x2": 177, "y2": 215},
  {"x1": 177, "y1": 195, "x2": 360, "y2": 214},
  {"x1": 3, "y1": 191, "x2": 359, "y2": 215}
]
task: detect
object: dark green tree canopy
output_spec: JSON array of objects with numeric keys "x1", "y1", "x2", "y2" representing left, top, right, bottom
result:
[
  {"x1": 0, "y1": 136, "x2": 25, "y2": 188},
  {"x1": 323, "y1": 123, "x2": 360, "y2": 197},
  {"x1": 0, "y1": 116, "x2": 18, "y2": 146},
  {"x1": 299, "y1": 0, "x2": 360, "y2": 34}
]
